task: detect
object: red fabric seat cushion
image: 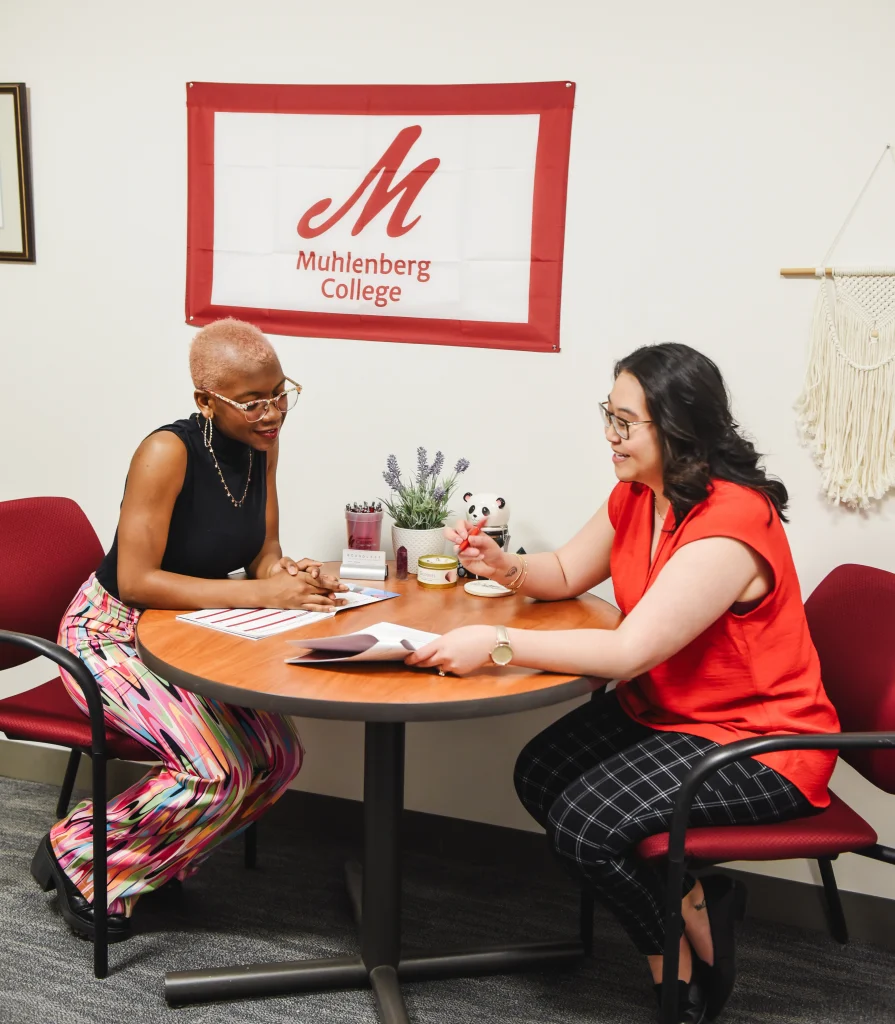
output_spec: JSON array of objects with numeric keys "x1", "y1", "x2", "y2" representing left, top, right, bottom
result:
[
  {"x1": 0, "y1": 678, "x2": 151, "y2": 761},
  {"x1": 636, "y1": 792, "x2": 877, "y2": 863}
]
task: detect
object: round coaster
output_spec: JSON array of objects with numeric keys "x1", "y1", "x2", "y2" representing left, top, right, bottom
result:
[{"x1": 463, "y1": 579, "x2": 513, "y2": 598}]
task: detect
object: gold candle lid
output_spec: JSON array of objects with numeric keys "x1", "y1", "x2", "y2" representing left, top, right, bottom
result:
[{"x1": 417, "y1": 554, "x2": 459, "y2": 570}]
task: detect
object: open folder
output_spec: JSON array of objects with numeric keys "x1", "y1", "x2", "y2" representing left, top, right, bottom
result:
[
  {"x1": 286, "y1": 622, "x2": 439, "y2": 664},
  {"x1": 176, "y1": 587, "x2": 399, "y2": 640}
]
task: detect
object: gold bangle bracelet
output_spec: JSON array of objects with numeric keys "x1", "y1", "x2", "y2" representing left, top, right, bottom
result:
[{"x1": 505, "y1": 555, "x2": 528, "y2": 591}]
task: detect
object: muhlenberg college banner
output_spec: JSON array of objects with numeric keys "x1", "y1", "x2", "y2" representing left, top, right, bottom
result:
[{"x1": 185, "y1": 82, "x2": 575, "y2": 353}]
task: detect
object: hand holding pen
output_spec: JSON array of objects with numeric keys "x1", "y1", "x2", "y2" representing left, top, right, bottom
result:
[
  {"x1": 457, "y1": 519, "x2": 487, "y2": 552},
  {"x1": 444, "y1": 517, "x2": 504, "y2": 579}
]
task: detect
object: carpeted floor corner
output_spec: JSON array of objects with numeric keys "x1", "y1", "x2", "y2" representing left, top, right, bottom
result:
[{"x1": 0, "y1": 776, "x2": 892, "y2": 1024}]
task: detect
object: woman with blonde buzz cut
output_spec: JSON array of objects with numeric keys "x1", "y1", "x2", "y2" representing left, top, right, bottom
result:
[{"x1": 31, "y1": 318, "x2": 346, "y2": 943}]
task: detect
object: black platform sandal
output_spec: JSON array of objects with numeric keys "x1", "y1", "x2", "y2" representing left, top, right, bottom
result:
[
  {"x1": 30, "y1": 834, "x2": 132, "y2": 943},
  {"x1": 698, "y1": 874, "x2": 747, "y2": 1019}
]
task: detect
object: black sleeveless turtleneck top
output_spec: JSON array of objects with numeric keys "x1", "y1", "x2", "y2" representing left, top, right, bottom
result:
[{"x1": 95, "y1": 414, "x2": 268, "y2": 602}]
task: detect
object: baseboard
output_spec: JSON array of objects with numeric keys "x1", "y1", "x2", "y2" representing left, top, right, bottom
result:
[
  {"x1": 0, "y1": 736, "x2": 151, "y2": 792},
  {"x1": 2, "y1": 737, "x2": 893, "y2": 950},
  {"x1": 718, "y1": 866, "x2": 895, "y2": 950}
]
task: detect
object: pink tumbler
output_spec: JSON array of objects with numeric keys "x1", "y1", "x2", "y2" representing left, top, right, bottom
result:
[{"x1": 346, "y1": 510, "x2": 383, "y2": 551}]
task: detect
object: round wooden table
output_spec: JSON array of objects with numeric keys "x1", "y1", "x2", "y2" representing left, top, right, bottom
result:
[{"x1": 136, "y1": 563, "x2": 620, "y2": 1022}]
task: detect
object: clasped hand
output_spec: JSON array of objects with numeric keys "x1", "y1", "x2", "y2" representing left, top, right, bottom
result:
[{"x1": 263, "y1": 557, "x2": 349, "y2": 611}]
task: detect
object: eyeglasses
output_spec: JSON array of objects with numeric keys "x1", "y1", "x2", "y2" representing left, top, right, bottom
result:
[
  {"x1": 202, "y1": 377, "x2": 303, "y2": 422},
  {"x1": 599, "y1": 401, "x2": 652, "y2": 440}
]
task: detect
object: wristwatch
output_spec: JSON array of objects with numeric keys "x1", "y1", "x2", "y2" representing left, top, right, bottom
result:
[{"x1": 490, "y1": 625, "x2": 514, "y2": 666}]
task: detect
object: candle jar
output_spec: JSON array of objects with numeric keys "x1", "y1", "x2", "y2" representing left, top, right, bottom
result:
[{"x1": 416, "y1": 554, "x2": 460, "y2": 589}]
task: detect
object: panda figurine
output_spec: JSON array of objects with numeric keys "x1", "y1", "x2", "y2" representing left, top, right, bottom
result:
[
  {"x1": 462, "y1": 492, "x2": 510, "y2": 528},
  {"x1": 457, "y1": 492, "x2": 511, "y2": 578}
]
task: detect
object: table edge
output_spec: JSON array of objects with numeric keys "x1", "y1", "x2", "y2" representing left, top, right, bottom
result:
[{"x1": 136, "y1": 633, "x2": 602, "y2": 723}]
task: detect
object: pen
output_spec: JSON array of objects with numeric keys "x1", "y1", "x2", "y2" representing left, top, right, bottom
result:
[{"x1": 457, "y1": 517, "x2": 488, "y2": 553}]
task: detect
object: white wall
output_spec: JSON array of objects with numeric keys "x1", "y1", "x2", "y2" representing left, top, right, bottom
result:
[{"x1": 2, "y1": 0, "x2": 895, "y2": 897}]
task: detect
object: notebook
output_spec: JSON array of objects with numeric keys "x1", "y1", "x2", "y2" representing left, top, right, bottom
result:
[
  {"x1": 285, "y1": 622, "x2": 439, "y2": 664},
  {"x1": 176, "y1": 587, "x2": 400, "y2": 640}
]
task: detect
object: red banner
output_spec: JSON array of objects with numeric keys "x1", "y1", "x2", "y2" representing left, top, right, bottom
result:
[{"x1": 186, "y1": 81, "x2": 575, "y2": 352}]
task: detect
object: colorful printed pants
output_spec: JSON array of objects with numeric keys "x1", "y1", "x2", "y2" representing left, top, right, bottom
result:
[{"x1": 50, "y1": 575, "x2": 303, "y2": 916}]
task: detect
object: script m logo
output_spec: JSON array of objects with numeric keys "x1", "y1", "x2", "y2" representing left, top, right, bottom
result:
[{"x1": 296, "y1": 125, "x2": 440, "y2": 239}]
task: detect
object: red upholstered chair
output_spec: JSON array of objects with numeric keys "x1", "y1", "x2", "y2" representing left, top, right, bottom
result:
[
  {"x1": 645, "y1": 563, "x2": 895, "y2": 1023},
  {"x1": 0, "y1": 497, "x2": 258, "y2": 977}
]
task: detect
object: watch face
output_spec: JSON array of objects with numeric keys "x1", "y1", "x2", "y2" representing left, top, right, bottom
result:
[{"x1": 491, "y1": 643, "x2": 513, "y2": 666}]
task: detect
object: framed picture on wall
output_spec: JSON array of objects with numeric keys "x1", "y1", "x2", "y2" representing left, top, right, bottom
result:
[{"x1": 0, "y1": 83, "x2": 36, "y2": 263}]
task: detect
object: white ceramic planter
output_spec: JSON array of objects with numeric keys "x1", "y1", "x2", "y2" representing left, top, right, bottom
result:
[{"x1": 391, "y1": 526, "x2": 446, "y2": 574}]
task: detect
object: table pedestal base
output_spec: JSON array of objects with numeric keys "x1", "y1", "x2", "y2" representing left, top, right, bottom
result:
[{"x1": 164, "y1": 723, "x2": 588, "y2": 1021}]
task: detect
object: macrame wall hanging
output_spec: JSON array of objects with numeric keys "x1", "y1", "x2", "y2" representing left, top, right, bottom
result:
[{"x1": 782, "y1": 144, "x2": 895, "y2": 509}]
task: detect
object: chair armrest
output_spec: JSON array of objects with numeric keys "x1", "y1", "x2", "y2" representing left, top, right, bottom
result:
[
  {"x1": 667, "y1": 731, "x2": 895, "y2": 869},
  {"x1": 0, "y1": 629, "x2": 107, "y2": 757},
  {"x1": 660, "y1": 730, "x2": 895, "y2": 1024}
]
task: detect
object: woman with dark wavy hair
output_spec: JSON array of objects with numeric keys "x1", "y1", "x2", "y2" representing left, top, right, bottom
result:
[{"x1": 406, "y1": 343, "x2": 839, "y2": 1022}]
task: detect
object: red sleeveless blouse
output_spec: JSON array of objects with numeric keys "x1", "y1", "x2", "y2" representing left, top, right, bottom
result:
[{"x1": 608, "y1": 479, "x2": 839, "y2": 808}]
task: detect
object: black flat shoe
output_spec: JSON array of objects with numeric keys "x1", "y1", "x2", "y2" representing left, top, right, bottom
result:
[
  {"x1": 30, "y1": 834, "x2": 132, "y2": 943},
  {"x1": 698, "y1": 874, "x2": 747, "y2": 1019},
  {"x1": 653, "y1": 976, "x2": 707, "y2": 1023}
]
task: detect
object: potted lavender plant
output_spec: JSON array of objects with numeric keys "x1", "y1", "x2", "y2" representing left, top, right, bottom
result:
[{"x1": 381, "y1": 448, "x2": 470, "y2": 573}]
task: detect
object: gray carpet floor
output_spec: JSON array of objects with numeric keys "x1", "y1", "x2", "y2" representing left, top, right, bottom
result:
[{"x1": 1, "y1": 775, "x2": 893, "y2": 1024}]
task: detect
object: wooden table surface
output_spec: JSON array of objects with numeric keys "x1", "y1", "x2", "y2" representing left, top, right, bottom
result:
[{"x1": 136, "y1": 562, "x2": 620, "y2": 722}]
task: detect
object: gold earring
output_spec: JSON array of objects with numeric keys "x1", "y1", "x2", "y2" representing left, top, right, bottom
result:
[{"x1": 203, "y1": 415, "x2": 214, "y2": 450}]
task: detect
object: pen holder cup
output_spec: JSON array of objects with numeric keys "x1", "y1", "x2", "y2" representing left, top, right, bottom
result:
[{"x1": 346, "y1": 511, "x2": 383, "y2": 551}]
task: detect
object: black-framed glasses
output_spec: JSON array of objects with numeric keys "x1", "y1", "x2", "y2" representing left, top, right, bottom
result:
[
  {"x1": 202, "y1": 377, "x2": 303, "y2": 423},
  {"x1": 599, "y1": 401, "x2": 652, "y2": 440}
]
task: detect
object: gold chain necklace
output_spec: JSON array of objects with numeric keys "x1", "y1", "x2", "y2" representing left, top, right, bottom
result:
[{"x1": 202, "y1": 416, "x2": 253, "y2": 508}]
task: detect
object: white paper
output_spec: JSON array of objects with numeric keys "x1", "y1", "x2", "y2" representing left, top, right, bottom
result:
[
  {"x1": 176, "y1": 588, "x2": 399, "y2": 640},
  {"x1": 286, "y1": 622, "x2": 439, "y2": 664}
]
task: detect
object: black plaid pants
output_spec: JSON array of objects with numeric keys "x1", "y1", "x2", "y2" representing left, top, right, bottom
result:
[{"x1": 513, "y1": 688, "x2": 813, "y2": 954}]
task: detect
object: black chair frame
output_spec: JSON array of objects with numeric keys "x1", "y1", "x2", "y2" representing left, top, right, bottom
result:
[
  {"x1": 1, "y1": 629, "x2": 111, "y2": 978},
  {"x1": 0, "y1": 628, "x2": 259, "y2": 979},
  {"x1": 659, "y1": 731, "x2": 895, "y2": 1024}
]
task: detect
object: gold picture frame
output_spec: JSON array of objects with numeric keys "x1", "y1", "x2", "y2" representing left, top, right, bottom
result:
[{"x1": 0, "y1": 83, "x2": 36, "y2": 263}]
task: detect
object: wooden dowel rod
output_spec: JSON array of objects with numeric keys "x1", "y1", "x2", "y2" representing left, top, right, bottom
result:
[{"x1": 780, "y1": 267, "x2": 832, "y2": 278}]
